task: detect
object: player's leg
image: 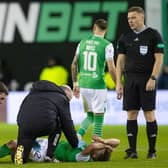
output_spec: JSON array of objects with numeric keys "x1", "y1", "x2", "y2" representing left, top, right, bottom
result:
[
  {"x1": 78, "y1": 89, "x2": 93, "y2": 137},
  {"x1": 125, "y1": 111, "x2": 139, "y2": 159},
  {"x1": 143, "y1": 104, "x2": 157, "y2": 159},
  {"x1": 0, "y1": 140, "x2": 16, "y2": 158},
  {"x1": 78, "y1": 112, "x2": 93, "y2": 137},
  {"x1": 30, "y1": 138, "x2": 58, "y2": 162},
  {"x1": 144, "y1": 111, "x2": 157, "y2": 159},
  {"x1": 123, "y1": 76, "x2": 139, "y2": 159},
  {"x1": 93, "y1": 113, "x2": 104, "y2": 137},
  {"x1": 141, "y1": 79, "x2": 157, "y2": 159},
  {"x1": 46, "y1": 128, "x2": 61, "y2": 161},
  {"x1": 92, "y1": 89, "x2": 107, "y2": 138},
  {"x1": 15, "y1": 128, "x2": 35, "y2": 164}
]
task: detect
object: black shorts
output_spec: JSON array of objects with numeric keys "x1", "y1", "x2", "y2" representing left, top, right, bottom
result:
[{"x1": 123, "y1": 74, "x2": 156, "y2": 111}]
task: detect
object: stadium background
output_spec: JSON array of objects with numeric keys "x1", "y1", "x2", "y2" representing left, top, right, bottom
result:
[{"x1": 0, "y1": 0, "x2": 167, "y2": 124}]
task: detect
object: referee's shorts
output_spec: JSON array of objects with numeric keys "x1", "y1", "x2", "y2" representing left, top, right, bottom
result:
[{"x1": 123, "y1": 74, "x2": 156, "y2": 111}]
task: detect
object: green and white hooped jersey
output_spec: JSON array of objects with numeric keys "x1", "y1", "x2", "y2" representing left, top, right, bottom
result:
[
  {"x1": 54, "y1": 141, "x2": 89, "y2": 162},
  {"x1": 76, "y1": 35, "x2": 114, "y2": 89},
  {"x1": 29, "y1": 139, "x2": 89, "y2": 162}
]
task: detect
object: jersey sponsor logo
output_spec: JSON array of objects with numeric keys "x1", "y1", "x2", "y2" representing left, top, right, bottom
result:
[{"x1": 140, "y1": 45, "x2": 148, "y2": 55}]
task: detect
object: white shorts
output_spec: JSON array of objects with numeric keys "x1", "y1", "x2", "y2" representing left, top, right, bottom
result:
[
  {"x1": 29, "y1": 139, "x2": 48, "y2": 162},
  {"x1": 80, "y1": 88, "x2": 107, "y2": 113}
]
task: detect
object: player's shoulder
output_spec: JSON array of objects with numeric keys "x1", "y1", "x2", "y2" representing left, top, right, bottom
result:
[
  {"x1": 103, "y1": 38, "x2": 112, "y2": 45},
  {"x1": 81, "y1": 35, "x2": 93, "y2": 41},
  {"x1": 79, "y1": 35, "x2": 92, "y2": 45},
  {"x1": 94, "y1": 36, "x2": 112, "y2": 47},
  {"x1": 77, "y1": 35, "x2": 86, "y2": 43}
]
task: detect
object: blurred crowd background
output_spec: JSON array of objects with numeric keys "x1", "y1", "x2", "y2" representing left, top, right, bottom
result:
[{"x1": 0, "y1": 0, "x2": 167, "y2": 91}]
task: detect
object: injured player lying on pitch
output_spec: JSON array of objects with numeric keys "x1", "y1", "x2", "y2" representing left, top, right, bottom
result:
[{"x1": 0, "y1": 136, "x2": 120, "y2": 163}]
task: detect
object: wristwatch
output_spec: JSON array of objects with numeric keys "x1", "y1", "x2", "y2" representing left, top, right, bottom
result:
[{"x1": 150, "y1": 75, "x2": 157, "y2": 80}]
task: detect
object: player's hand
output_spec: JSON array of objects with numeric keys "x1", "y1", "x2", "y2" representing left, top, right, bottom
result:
[
  {"x1": 146, "y1": 79, "x2": 156, "y2": 91},
  {"x1": 105, "y1": 144, "x2": 113, "y2": 151},
  {"x1": 116, "y1": 83, "x2": 123, "y2": 99},
  {"x1": 92, "y1": 135, "x2": 104, "y2": 143},
  {"x1": 73, "y1": 85, "x2": 80, "y2": 98}
]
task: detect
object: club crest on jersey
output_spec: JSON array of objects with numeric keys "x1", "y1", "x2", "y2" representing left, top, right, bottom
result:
[{"x1": 140, "y1": 45, "x2": 148, "y2": 55}]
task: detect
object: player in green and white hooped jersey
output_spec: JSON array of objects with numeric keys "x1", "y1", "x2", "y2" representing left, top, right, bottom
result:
[
  {"x1": 71, "y1": 19, "x2": 116, "y2": 138},
  {"x1": 54, "y1": 136, "x2": 120, "y2": 162},
  {"x1": 0, "y1": 136, "x2": 120, "y2": 162}
]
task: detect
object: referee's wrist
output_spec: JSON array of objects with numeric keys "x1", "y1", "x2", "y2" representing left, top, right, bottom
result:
[{"x1": 150, "y1": 75, "x2": 157, "y2": 80}]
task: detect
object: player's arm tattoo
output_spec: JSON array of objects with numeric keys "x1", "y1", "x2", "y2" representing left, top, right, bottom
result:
[{"x1": 71, "y1": 54, "x2": 78, "y2": 82}]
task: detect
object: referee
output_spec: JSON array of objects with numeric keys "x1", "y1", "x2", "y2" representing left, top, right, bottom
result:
[
  {"x1": 15, "y1": 80, "x2": 78, "y2": 164},
  {"x1": 116, "y1": 6, "x2": 164, "y2": 159}
]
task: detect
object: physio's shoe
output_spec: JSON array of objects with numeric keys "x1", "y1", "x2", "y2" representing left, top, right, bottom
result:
[
  {"x1": 14, "y1": 145, "x2": 24, "y2": 165},
  {"x1": 147, "y1": 152, "x2": 156, "y2": 159},
  {"x1": 124, "y1": 148, "x2": 138, "y2": 159}
]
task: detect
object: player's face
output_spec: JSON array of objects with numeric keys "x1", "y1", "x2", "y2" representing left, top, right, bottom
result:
[
  {"x1": 127, "y1": 11, "x2": 144, "y2": 31},
  {"x1": 0, "y1": 92, "x2": 6, "y2": 104}
]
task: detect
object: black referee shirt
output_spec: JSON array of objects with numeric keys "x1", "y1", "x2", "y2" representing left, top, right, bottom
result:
[{"x1": 118, "y1": 27, "x2": 164, "y2": 74}]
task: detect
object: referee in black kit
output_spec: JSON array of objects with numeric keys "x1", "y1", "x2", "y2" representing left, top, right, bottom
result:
[
  {"x1": 14, "y1": 80, "x2": 78, "y2": 164},
  {"x1": 116, "y1": 6, "x2": 164, "y2": 159}
]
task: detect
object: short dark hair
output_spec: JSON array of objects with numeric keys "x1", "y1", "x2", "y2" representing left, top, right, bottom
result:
[
  {"x1": 94, "y1": 19, "x2": 107, "y2": 30},
  {"x1": 0, "y1": 82, "x2": 8, "y2": 95},
  {"x1": 92, "y1": 148, "x2": 111, "y2": 161},
  {"x1": 128, "y1": 6, "x2": 144, "y2": 15}
]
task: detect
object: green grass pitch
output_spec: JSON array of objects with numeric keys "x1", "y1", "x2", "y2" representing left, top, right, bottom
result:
[{"x1": 0, "y1": 123, "x2": 167, "y2": 168}]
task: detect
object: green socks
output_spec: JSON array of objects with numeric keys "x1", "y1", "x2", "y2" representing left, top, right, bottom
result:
[
  {"x1": 93, "y1": 114, "x2": 104, "y2": 137},
  {"x1": 78, "y1": 112, "x2": 104, "y2": 137},
  {"x1": 0, "y1": 144, "x2": 11, "y2": 158},
  {"x1": 78, "y1": 112, "x2": 93, "y2": 136}
]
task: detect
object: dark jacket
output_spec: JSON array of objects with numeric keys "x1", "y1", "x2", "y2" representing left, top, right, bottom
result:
[{"x1": 17, "y1": 80, "x2": 78, "y2": 148}]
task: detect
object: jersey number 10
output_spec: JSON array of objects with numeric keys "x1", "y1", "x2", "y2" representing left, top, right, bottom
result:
[{"x1": 83, "y1": 51, "x2": 97, "y2": 71}]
